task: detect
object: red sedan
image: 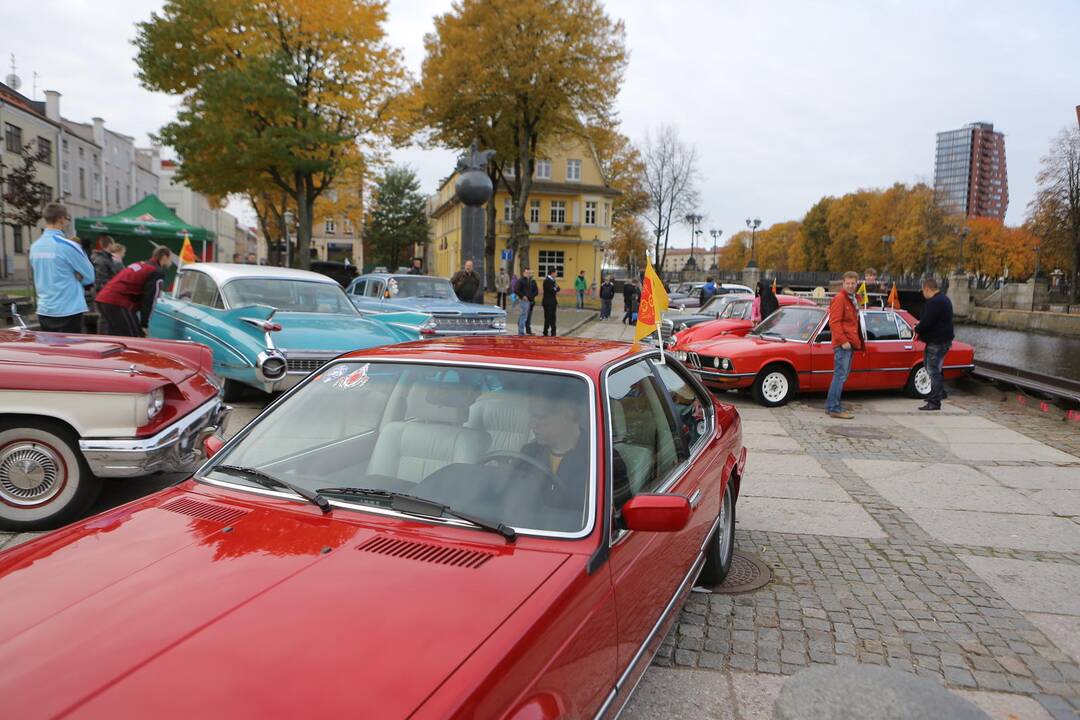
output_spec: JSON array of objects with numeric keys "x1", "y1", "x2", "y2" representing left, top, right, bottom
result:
[
  {"x1": 671, "y1": 294, "x2": 817, "y2": 345},
  {"x1": 672, "y1": 305, "x2": 975, "y2": 406},
  {"x1": 0, "y1": 337, "x2": 745, "y2": 719}
]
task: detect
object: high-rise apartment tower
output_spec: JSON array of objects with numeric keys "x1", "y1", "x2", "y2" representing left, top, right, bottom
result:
[{"x1": 934, "y1": 122, "x2": 1008, "y2": 220}]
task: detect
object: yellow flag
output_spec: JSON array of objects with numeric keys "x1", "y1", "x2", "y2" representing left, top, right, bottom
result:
[
  {"x1": 855, "y1": 281, "x2": 868, "y2": 308},
  {"x1": 179, "y1": 234, "x2": 198, "y2": 265},
  {"x1": 634, "y1": 259, "x2": 670, "y2": 343}
]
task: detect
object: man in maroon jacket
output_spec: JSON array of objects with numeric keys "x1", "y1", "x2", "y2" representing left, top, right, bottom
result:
[{"x1": 95, "y1": 247, "x2": 173, "y2": 336}]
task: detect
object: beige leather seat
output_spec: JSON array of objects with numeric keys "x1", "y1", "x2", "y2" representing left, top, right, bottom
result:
[
  {"x1": 609, "y1": 400, "x2": 655, "y2": 497},
  {"x1": 466, "y1": 391, "x2": 534, "y2": 453},
  {"x1": 367, "y1": 382, "x2": 490, "y2": 484}
]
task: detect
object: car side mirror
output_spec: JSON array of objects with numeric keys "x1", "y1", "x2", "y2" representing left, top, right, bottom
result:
[
  {"x1": 621, "y1": 494, "x2": 691, "y2": 533},
  {"x1": 203, "y1": 435, "x2": 225, "y2": 458}
]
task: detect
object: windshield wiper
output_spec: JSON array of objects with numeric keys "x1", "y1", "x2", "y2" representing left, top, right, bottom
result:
[
  {"x1": 316, "y1": 487, "x2": 516, "y2": 542},
  {"x1": 215, "y1": 464, "x2": 331, "y2": 514}
]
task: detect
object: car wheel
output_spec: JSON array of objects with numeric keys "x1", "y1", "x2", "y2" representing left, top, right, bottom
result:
[
  {"x1": 904, "y1": 365, "x2": 932, "y2": 398},
  {"x1": 0, "y1": 420, "x2": 102, "y2": 531},
  {"x1": 699, "y1": 480, "x2": 736, "y2": 585},
  {"x1": 752, "y1": 365, "x2": 795, "y2": 407},
  {"x1": 223, "y1": 379, "x2": 247, "y2": 403}
]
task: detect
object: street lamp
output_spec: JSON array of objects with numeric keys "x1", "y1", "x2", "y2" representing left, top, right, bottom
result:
[
  {"x1": 1032, "y1": 244, "x2": 1042, "y2": 311},
  {"x1": 684, "y1": 213, "x2": 703, "y2": 269},
  {"x1": 957, "y1": 226, "x2": 969, "y2": 273},
  {"x1": 709, "y1": 229, "x2": 723, "y2": 271},
  {"x1": 745, "y1": 217, "x2": 761, "y2": 268},
  {"x1": 592, "y1": 235, "x2": 602, "y2": 297},
  {"x1": 282, "y1": 210, "x2": 296, "y2": 268}
]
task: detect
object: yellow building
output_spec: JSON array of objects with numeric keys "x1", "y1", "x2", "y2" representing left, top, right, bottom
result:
[{"x1": 429, "y1": 137, "x2": 618, "y2": 291}]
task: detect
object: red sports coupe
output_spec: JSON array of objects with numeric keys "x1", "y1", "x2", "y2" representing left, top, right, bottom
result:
[
  {"x1": 0, "y1": 337, "x2": 745, "y2": 719},
  {"x1": 672, "y1": 305, "x2": 975, "y2": 407},
  {"x1": 671, "y1": 294, "x2": 817, "y2": 345}
]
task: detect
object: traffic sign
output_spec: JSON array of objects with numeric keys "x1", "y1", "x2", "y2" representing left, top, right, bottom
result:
[{"x1": 500, "y1": 250, "x2": 513, "y2": 260}]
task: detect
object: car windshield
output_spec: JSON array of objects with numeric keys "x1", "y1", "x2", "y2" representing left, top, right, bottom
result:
[
  {"x1": 719, "y1": 299, "x2": 752, "y2": 320},
  {"x1": 751, "y1": 306, "x2": 825, "y2": 341},
  {"x1": 222, "y1": 279, "x2": 358, "y2": 314},
  {"x1": 389, "y1": 276, "x2": 457, "y2": 300},
  {"x1": 203, "y1": 362, "x2": 593, "y2": 535}
]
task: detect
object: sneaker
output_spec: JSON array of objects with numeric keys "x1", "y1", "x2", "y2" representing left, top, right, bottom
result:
[
  {"x1": 828, "y1": 411, "x2": 854, "y2": 419},
  {"x1": 918, "y1": 403, "x2": 940, "y2": 411}
]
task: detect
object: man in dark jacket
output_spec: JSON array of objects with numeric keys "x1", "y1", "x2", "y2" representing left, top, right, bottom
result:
[
  {"x1": 542, "y1": 270, "x2": 560, "y2": 336},
  {"x1": 451, "y1": 259, "x2": 481, "y2": 303},
  {"x1": 914, "y1": 277, "x2": 954, "y2": 411},
  {"x1": 407, "y1": 257, "x2": 424, "y2": 275},
  {"x1": 515, "y1": 268, "x2": 538, "y2": 335},
  {"x1": 92, "y1": 235, "x2": 123, "y2": 292},
  {"x1": 598, "y1": 276, "x2": 616, "y2": 319},
  {"x1": 94, "y1": 247, "x2": 173, "y2": 336},
  {"x1": 622, "y1": 280, "x2": 640, "y2": 325}
]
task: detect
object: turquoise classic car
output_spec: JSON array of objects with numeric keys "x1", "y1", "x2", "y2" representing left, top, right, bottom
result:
[
  {"x1": 345, "y1": 273, "x2": 506, "y2": 335},
  {"x1": 149, "y1": 264, "x2": 430, "y2": 400}
]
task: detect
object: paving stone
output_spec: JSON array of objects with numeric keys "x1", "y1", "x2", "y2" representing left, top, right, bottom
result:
[{"x1": 959, "y1": 556, "x2": 1080, "y2": 615}]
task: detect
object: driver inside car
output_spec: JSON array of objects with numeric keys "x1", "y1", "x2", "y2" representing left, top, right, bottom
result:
[{"x1": 517, "y1": 394, "x2": 589, "y2": 511}]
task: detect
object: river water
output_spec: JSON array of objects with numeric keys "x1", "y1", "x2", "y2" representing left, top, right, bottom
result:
[{"x1": 955, "y1": 324, "x2": 1080, "y2": 382}]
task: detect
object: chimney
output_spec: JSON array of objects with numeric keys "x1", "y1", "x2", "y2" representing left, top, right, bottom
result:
[
  {"x1": 92, "y1": 117, "x2": 105, "y2": 147},
  {"x1": 44, "y1": 90, "x2": 61, "y2": 121}
]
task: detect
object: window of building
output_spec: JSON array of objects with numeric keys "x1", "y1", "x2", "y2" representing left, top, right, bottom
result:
[
  {"x1": 78, "y1": 146, "x2": 84, "y2": 159},
  {"x1": 529, "y1": 199, "x2": 540, "y2": 224},
  {"x1": 62, "y1": 139, "x2": 69, "y2": 152},
  {"x1": 13, "y1": 226, "x2": 24, "y2": 254},
  {"x1": 5, "y1": 123, "x2": 22, "y2": 152},
  {"x1": 93, "y1": 173, "x2": 102, "y2": 201},
  {"x1": 344, "y1": 219, "x2": 354, "y2": 235},
  {"x1": 78, "y1": 168, "x2": 86, "y2": 199},
  {"x1": 567, "y1": 159, "x2": 582, "y2": 182},
  {"x1": 535, "y1": 159, "x2": 551, "y2": 180},
  {"x1": 503, "y1": 198, "x2": 512, "y2": 223},
  {"x1": 115, "y1": 183, "x2": 120, "y2": 206},
  {"x1": 538, "y1": 250, "x2": 565, "y2": 278},
  {"x1": 41, "y1": 185, "x2": 52, "y2": 202},
  {"x1": 325, "y1": 219, "x2": 336, "y2": 235},
  {"x1": 602, "y1": 202, "x2": 610, "y2": 226},
  {"x1": 584, "y1": 200, "x2": 597, "y2": 225},
  {"x1": 550, "y1": 200, "x2": 566, "y2": 224}
]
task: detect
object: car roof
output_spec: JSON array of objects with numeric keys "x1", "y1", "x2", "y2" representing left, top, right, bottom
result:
[
  {"x1": 182, "y1": 263, "x2": 339, "y2": 286},
  {"x1": 340, "y1": 336, "x2": 645, "y2": 376},
  {"x1": 355, "y1": 273, "x2": 448, "y2": 282}
]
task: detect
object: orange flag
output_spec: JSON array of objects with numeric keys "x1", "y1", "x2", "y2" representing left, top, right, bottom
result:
[
  {"x1": 634, "y1": 259, "x2": 669, "y2": 344},
  {"x1": 887, "y1": 282, "x2": 900, "y2": 309},
  {"x1": 771, "y1": 277, "x2": 777, "y2": 294},
  {"x1": 179, "y1": 234, "x2": 198, "y2": 265}
]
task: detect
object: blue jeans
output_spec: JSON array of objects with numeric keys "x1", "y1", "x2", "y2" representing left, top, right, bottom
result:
[
  {"x1": 576, "y1": 290, "x2": 585, "y2": 309},
  {"x1": 924, "y1": 341, "x2": 951, "y2": 406},
  {"x1": 826, "y1": 346, "x2": 853, "y2": 413},
  {"x1": 517, "y1": 300, "x2": 532, "y2": 334},
  {"x1": 600, "y1": 298, "x2": 612, "y2": 318}
]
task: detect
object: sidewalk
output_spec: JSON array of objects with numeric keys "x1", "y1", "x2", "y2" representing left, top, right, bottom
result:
[{"x1": 501, "y1": 301, "x2": 596, "y2": 336}]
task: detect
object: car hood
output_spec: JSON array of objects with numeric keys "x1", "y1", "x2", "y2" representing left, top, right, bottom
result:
[
  {"x1": 0, "y1": 330, "x2": 197, "y2": 389},
  {"x1": 676, "y1": 319, "x2": 753, "y2": 343},
  {"x1": 680, "y1": 333, "x2": 792, "y2": 354},
  {"x1": 375, "y1": 297, "x2": 504, "y2": 317},
  {"x1": 0, "y1": 488, "x2": 570, "y2": 719},
  {"x1": 268, "y1": 311, "x2": 409, "y2": 353}
]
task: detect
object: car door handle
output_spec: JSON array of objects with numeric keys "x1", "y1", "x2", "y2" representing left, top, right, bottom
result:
[
  {"x1": 687, "y1": 489, "x2": 701, "y2": 509},
  {"x1": 903, "y1": 345, "x2": 913, "y2": 350}
]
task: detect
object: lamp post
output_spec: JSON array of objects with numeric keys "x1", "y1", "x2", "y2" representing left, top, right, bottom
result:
[
  {"x1": 881, "y1": 235, "x2": 895, "y2": 278},
  {"x1": 282, "y1": 210, "x2": 295, "y2": 268},
  {"x1": 592, "y1": 236, "x2": 602, "y2": 297},
  {"x1": 684, "y1": 213, "x2": 703, "y2": 270},
  {"x1": 745, "y1": 217, "x2": 761, "y2": 267},
  {"x1": 709, "y1": 229, "x2": 722, "y2": 271},
  {"x1": 1032, "y1": 244, "x2": 1042, "y2": 311},
  {"x1": 957, "y1": 226, "x2": 969, "y2": 273}
]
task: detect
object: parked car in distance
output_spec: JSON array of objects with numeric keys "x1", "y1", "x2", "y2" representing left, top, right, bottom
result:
[
  {"x1": 671, "y1": 295, "x2": 818, "y2": 345},
  {"x1": 672, "y1": 305, "x2": 974, "y2": 406},
  {"x1": 0, "y1": 337, "x2": 745, "y2": 719},
  {"x1": 346, "y1": 272, "x2": 507, "y2": 336},
  {"x1": 309, "y1": 260, "x2": 359, "y2": 288},
  {"x1": 149, "y1": 264, "x2": 430, "y2": 401},
  {"x1": 654, "y1": 292, "x2": 753, "y2": 345},
  {"x1": 0, "y1": 323, "x2": 229, "y2": 530}
]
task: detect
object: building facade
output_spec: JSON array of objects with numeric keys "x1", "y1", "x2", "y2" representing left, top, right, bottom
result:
[
  {"x1": 934, "y1": 122, "x2": 1008, "y2": 220},
  {"x1": 429, "y1": 137, "x2": 617, "y2": 289},
  {"x1": 0, "y1": 81, "x2": 61, "y2": 279}
]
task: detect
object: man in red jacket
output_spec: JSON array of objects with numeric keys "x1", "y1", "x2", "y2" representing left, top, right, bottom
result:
[
  {"x1": 95, "y1": 247, "x2": 173, "y2": 336},
  {"x1": 825, "y1": 271, "x2": 863, "y2": 419}
]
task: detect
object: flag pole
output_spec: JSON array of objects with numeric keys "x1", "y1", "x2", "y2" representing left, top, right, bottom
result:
[{"x1": 656, "y1": 316, "x2": 665, "y2": 364}]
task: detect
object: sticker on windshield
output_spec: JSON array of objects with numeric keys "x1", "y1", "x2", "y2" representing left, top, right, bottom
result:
[
  {"x1": 340, "y1": 363, "x2": 371, "y2": 390},
  {"x1": 320, "y1": 364, "x2": 348, "y2": 384}
]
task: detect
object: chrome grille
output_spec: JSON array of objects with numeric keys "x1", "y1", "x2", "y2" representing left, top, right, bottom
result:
[
  {"x1": 686, "y1": 351, "x2": 702, "y2": 370},
  {"x1": 287, "y1": 357, "x2": 331, "y2": 374},
  {"x1": 433, "y1": 315, "x2": 496, "y2": 333}
]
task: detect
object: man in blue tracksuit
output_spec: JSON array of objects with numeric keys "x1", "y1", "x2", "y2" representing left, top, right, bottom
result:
[
  {"x1": 29, "y1": 203, "x2": 96, "y2": 333},
  {"x1": 914, "y1": 277, "x2": 955, "y2": 411}
]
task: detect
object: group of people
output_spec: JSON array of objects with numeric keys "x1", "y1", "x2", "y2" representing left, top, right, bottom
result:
[
  {"x1": 826, "y1": 270, "x2": 954, "y2": 418},
  {"x1": 230, "y1": 252, "x2": 260, "y2": 265},
  {"x1": 447, "y1": 260, "x2": 571, "y2": 337},
  {"x1": 27, "y1": 202, "x2": 173, "y2": 337}
]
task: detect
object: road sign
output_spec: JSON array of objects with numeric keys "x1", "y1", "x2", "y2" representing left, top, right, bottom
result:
[{"x1": 500, "y1": 250, "x2": 513, "y2": 260}]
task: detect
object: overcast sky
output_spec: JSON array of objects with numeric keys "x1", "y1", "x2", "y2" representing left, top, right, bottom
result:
[{"x1": 2, "y1": 0, "x2": 1077, "y2": 238}]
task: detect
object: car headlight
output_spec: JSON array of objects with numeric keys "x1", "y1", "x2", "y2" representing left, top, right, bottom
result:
[
  {"x1": 721, "y1": 358, "x2": 732, "y2": 371},
  {"x1": 675, "y1": 350, "x2": 687, "y2": 362},
  {"x1": 677, "y1": 323, "x2": 688, "y2": 332},
  {"x1": 259, "y1": 353, "x2": 287, "y2": 380},
  {"x1": 146, "y1": 388, "x2": 165, "y2": 421},
  {"x1": 712, "y1": 356, "x2": 721, "y2": 368},
  {"x1": 492, "y1": 318, "x2": 506, "y2": 330}
]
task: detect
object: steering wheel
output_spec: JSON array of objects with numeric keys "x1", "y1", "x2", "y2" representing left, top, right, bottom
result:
[{"x1": 481, "y1": 450, "x2": 561, "y2": 488}]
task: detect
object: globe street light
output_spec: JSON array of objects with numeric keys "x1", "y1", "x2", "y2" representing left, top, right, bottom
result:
[
  {"x1": 745, "y1": 217, "x2": 762, "y2": 268},
  {"x1": 684, "y1": 213, "x2": 703, "y2": 269},
  {"x1": 709, "y1": 229, "x2": 723, "y2": 271}
]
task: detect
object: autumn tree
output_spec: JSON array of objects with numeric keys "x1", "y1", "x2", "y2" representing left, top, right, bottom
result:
[
  {"x1": 716, "y1": 231, "x2": 750, "y2": 270},
  {"x1": 364, "y1": 166, "x2": 430, "y2": 269},
  {"x1": 134, "y1": 0, "x2": 406, "y2": 269},
  {"x1": 609, "y1": 216, "x2": 649, "y2": 275},
  {"x1": 639, "y1": 124, "x2": 700, "y2": 269},
  {"x1": 0, "y1": 142, "x2": 51, "y2": 277},
  {"x1": 754, "y1": 221, "x2": 800, "y2": 271},
  {"x1": 1028, "y1": 127, "x2": 1080, "y2": 301},
  {"x1": 416, "y1": 0, "x2": 626, "y2": 274},
  {"x1": 794, "y1": 198, "x2": 832, "y2": 271}
]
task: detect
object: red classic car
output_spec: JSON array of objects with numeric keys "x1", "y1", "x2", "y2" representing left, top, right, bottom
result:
[
  {"x1": 672, "y1": 305, "x2": 975, "y2": 406},
  {"x1": 0, "y1": 323, "x2": 230, "y2": 530},
  {"x1": 0, "y1": 337, "x2": 745, "y2": 719},
  {"x1": 671, "y1": 294, "x2": 817, "y2": 345}
]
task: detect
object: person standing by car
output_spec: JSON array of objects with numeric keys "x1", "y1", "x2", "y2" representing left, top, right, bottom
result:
[
  {"x1": 622, "y1": 280, "x2": 640, "y2": 325},
  {"x1": 29, "y1": 203, "x2": 96, "y2": 333},
  {"x1": 92, "y1": 235, "x2": 123, "y2": 293},
  {"x1": 542, "y1": 270, "x2": 560, "y2": 336},
  {"x1": 94, "y1": 247, "x2": 173, "y2": 337},
  {"x1": 515, "y1": 268, "x2": 538, "y2": 335},
  {"x1": 599, "y1": 276, "x2": 616, "y2": 320},
  {"x1": 825, "y1": 271, "x2": 862, "y2": 420},
  {"x1": 699, "y1": 277, "x2": 717, "y2": 305},
  {"x1": 914, "y1": 277, "x2": 954, "y2": 412},
  {"x1": 407, "y1": 257, "x2": 424, "y2": 275},
  {"x1": 758, "y1": 279, "x2": 779, "y2": 320},
  {"x1": 495, "y1": 268, "x2": 511, "y2": 309},
  {"x1": 451, "y1": 259, "x2": 481, "y2": 304},
  {"x1": 574, "y1": 270, "x2": 587, "y2": 309}
]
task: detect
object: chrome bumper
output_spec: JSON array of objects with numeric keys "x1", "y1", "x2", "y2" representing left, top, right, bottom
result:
[{"x1": 79, "y1": 399, "x2": 232, "y2": 478}]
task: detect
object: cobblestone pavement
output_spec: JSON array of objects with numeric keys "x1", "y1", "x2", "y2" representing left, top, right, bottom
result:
[{"x1": 578, "y1": 317, "x2": 1080, "y2": 719}]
